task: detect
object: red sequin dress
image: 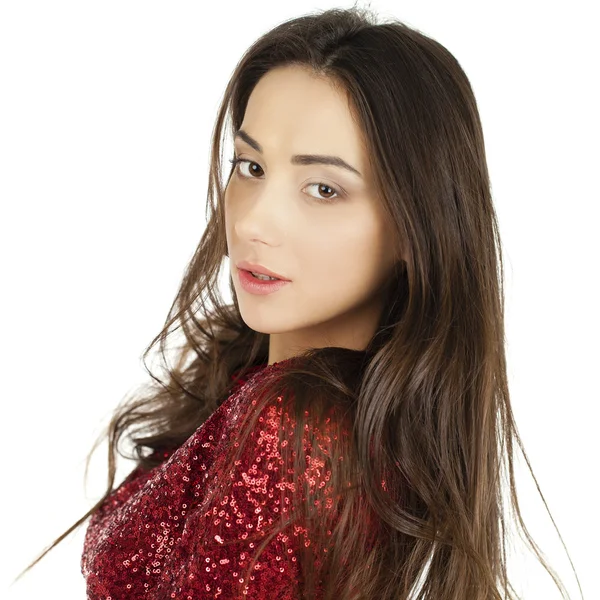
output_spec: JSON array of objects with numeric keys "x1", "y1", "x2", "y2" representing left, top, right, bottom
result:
[{"x1": 81, "y1": 358, "x2": 338, "y2": 599}]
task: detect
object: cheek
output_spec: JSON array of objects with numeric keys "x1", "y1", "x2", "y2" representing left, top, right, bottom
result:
[
  {"x1": 224, "y1": 184, "x2": 233, "y2": 214},
  {"x1": 223, "y1": 187, "x2": 237, "y2": 239},
  {"x1": 294, "y1": 219, "x2": 387, "y2": 299}
]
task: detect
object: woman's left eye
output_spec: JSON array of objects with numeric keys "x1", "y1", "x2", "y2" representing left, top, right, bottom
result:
[{"x1": 228, "y1": 157, "x2": 343, "y2": 204}]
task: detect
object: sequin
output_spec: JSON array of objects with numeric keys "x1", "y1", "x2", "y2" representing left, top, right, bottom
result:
[{"x1": 81, "y1": 359, "x2": 340, "y2": 599}]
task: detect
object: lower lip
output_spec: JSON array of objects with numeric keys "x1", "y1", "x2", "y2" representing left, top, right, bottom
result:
[{"x1": 237, "y1": 268, "x2": 291, "y2": 295}]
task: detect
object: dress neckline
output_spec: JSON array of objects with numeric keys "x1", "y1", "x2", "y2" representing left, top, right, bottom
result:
[{"x1": 231, "y1": 356, "x2": 298, "y2": 382}]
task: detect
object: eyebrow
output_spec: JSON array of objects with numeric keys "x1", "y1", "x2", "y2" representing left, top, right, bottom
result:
[{"x1": 234, "y1": 128, "x2": 363, "y2": 179}]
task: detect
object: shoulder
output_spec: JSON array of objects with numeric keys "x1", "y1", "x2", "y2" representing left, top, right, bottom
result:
[
  {"x1": 182, "y1": 395, "x2": 342, "y2": 598},
  {"x1": 233, "y1": 392, "x2": 351, "y2": 531}
]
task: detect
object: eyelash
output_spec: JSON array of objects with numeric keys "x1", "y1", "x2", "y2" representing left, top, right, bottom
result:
[{"x1": 228, "y1": 156, "x2": 344, "y2": 204}]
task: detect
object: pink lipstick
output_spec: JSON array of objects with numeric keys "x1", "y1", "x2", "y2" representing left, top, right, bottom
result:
[{"x1": 237, "y1": 267, "x2": 291, "y2": 295}]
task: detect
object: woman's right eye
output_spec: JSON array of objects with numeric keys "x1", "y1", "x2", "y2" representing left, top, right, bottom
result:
[{"x1": 228, "y1": 157, "x2": 263, "y2": 178}]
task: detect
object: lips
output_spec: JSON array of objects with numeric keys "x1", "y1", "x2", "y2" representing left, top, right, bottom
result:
[
  {"x1": 236, "y1": 260, "x2": 290, "y2": 281},
  {"x1": 237, "y1": 267, "x2": 291, "y2": 295}
]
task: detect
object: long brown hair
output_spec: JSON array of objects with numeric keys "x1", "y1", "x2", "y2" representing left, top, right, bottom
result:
[{"x1": 14, "y1": 5, "x2": 583, "y2": 599}]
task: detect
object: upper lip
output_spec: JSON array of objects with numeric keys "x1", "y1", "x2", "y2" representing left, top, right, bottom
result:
[{"x1": 236, "y1": 260, "x2": 291, "y2": 281}]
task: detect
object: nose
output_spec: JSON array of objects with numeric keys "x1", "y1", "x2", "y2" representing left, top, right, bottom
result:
[{"x1": 235, "y1": 175, "x2": 292, "y2": 232}]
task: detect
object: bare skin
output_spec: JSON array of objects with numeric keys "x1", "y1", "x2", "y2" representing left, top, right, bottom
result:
[{"x1": 225, "y1": 64, "x2": 398, "y2": 366}]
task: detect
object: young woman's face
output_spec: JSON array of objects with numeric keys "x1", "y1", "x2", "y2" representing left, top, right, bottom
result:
[{"x1": 225, "y1": 65, "x2": 397, "y2": 364}]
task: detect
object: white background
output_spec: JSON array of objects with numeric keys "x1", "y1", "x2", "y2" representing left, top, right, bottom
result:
[{"x1": 1, "y1": 1, "x2": 597, "y2": 598}]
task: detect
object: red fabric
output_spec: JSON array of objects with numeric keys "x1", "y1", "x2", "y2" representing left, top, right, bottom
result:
[{"x1": 81, "y1": 359, "x2": 338, "y2": 599}]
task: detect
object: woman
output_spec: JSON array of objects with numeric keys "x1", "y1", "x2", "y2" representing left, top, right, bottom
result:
[{"x1": 15, "y1": 6, "x2": 579, "y2": 600}]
